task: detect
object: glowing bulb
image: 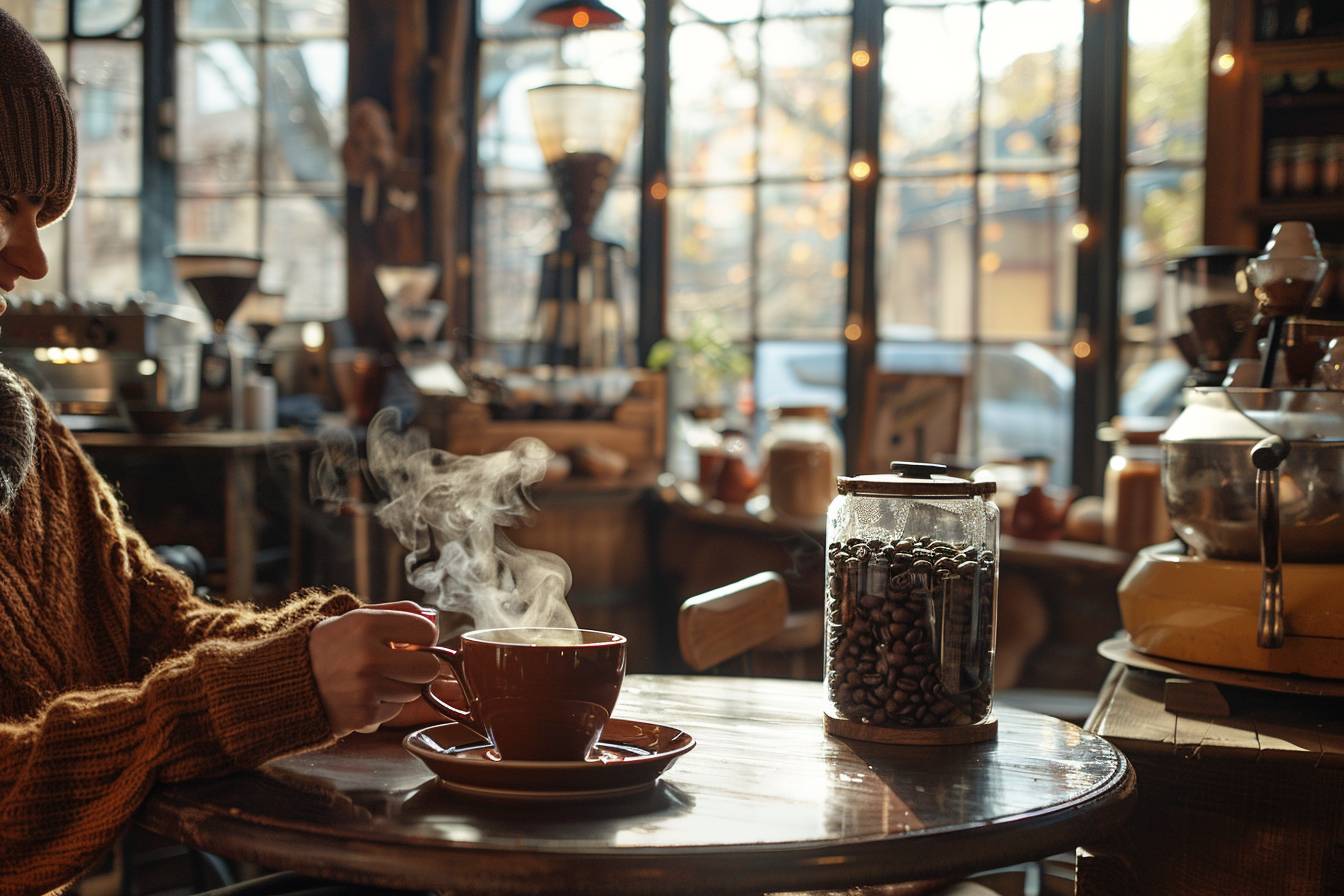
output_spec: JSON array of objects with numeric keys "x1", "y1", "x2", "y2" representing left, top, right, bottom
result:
[
  {"x1": 33, "y1": 347, "x2": 49, "y2": 362},
  {"x1": 848, "y1": 158, "x2": 872, "y2": 181},
  {"x1": 1073, "y1": 339, "x2": 1093, "y2": 360},
  {"x1": 1071, "y1": 221, "x2": 1091, "y2": 243},
  {"x1": 61, "y1": 346, "x2": 82, "y2": 364},
  {"x1": 301, "y1": 321, "x2": 326, "y2": 349},
  {"x1": 844, "y1": 321, "x2": 863, "y2": 342},
  {"x1": 979, "y1": 251, "x2": 1002, "y2": 273},
  {"x1": 80, "y1": 347, "x2": 99, "y2": 363},
  {"x1": 572, "y1": 9, "x2": 589, "y2": 27},
  {"x1": 851, "y1": 48, "x2": 871, "y2": 68},
  {"x1": 649, "y1": 180, "x2": 668, "y2": 201},
  {"x1": 137, "y1": 358, "x2": 158, "y2": 377},
  {"x1": 1211, "y1": 38, "x2": 1236, "y2": 76}
]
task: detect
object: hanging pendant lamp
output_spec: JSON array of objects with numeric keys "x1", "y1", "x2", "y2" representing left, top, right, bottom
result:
[{"x1": 532, "y1": 0, "x2": 625, "y2": 29}]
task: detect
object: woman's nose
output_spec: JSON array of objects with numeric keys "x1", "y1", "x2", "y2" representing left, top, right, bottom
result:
[{"x1": 3, "y1": 212, "x2": 49, "y2": 282}]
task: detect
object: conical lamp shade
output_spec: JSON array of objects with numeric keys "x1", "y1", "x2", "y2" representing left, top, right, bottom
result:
[
  {"x1": 533, "y1": 0, "x2": 625, "y2": 28},
  {"x1": 528, "y1": 80, "x2": 640, "y2": 236}
]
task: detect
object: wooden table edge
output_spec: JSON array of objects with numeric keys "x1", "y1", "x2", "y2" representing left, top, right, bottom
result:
[{"x1": 137, "y1": 748, "x2": 1136, "y2": 893}]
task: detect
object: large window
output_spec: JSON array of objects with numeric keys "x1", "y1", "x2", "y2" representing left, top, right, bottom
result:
[
  {"x1": 877, "y1": 0, "x2": 1081, "y2": 479},
  {"x1": 666, "y1": 2, "x2": 851, "y2": 344},
  {"x1": 468, "y1": 0, "x2": 1208, "y2": 483},
  {"x1": 1120, "y1": 0, "x2": 1208, "y2": 414},
  {"x1": 8, "y1": 0, "x2": 145, "y2": 297},
  {"x1": 175, "y1": 0, "x2": 348, "y2": 320},
  {"x1": 4, "y1": 0, "x2": 347, "y2": 320}
]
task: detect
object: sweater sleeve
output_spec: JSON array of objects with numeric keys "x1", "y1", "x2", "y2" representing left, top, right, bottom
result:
[
  {"x1": 123, "y1": 525, "x2": 362, "y2": 673},
  {"x1": 0, "y1": 623, "x2": 337, "y2": 896}
]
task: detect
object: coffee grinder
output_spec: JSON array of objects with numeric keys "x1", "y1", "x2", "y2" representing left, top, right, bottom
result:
[
  {"x1": 525, "y1": 74, "x2": 640, "y2": 373},
  {"x1": 172, "y1": 252, "x2": 262, "y2": 429}
]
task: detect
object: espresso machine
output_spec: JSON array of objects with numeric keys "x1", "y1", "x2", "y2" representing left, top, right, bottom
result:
[
  {"x1": 2, "y1": 294, "x2": 202, "y2": 432},
  {"x1": 1119, "y1": 223, "x2": 1344, "y2": 680}
]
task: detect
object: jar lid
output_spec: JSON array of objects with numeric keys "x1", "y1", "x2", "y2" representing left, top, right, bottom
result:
[
  {"x1": 837, "y1": 461, "x2": 996, "y2": 498},
  {"x1": 772, "y1": 405, "x2": 831, "y2": 419}
]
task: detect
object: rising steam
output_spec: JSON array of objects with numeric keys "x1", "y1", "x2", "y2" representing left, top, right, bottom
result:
[{"x1": 311, "y1": 408, "x2": 576, "y2": 632}]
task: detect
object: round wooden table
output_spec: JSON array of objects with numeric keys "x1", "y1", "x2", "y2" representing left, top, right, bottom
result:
[{"x1": 138, "y1": 676, "x2": 1134, "y2": 894}]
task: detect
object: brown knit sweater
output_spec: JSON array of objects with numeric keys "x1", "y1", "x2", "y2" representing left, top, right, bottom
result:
[{"x1": 0, "y1": 375, "x2": 360, "y2": 894}]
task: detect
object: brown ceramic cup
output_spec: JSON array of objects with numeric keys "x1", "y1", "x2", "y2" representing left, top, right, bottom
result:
[{"x1": 419, "y1": 628, "x2": 627, "y2": 762}]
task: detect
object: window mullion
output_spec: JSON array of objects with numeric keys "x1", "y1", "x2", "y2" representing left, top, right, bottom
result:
[
  {"x1": 638, "y1": 0, "x2": 671, "y2": 364},
  {"x1": 842, "y1": 0, "x2": 882, "y2": 475},
  {"x1": 1072, "y1": 0, "x2": 1129, "y2": 493},
  {"x1": 140, "y1": 0, "x2": 175, "y2": 296}
]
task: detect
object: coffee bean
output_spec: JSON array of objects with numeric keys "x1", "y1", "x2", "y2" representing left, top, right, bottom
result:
[
  {"x1": 897, "y1": 677, "x2": 919, "y2": 693},
  {"x1": 902, "y1": 663, "x2": 925, "y2": 677}
]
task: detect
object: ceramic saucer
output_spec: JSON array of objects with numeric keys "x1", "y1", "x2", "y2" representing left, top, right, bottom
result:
[{"x1": 403, "y1": 718, "x2": 695, "y2": 803}]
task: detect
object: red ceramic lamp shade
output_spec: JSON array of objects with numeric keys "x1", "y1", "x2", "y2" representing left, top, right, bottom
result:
[{"x1": 533, "y1": 0, "x2": 625, "y2": 28}]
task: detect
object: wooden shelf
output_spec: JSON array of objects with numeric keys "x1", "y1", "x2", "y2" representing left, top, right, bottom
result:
[
  {"x1": 1261, "y1": 92, "x2": 1344, "y2": 111},
  {"x1": 1252, "y1": 36, "x2": 1344, "y2": 69},
  {"x1": 1248, "y1": 197, "x2": 1344, "y2": 222}
]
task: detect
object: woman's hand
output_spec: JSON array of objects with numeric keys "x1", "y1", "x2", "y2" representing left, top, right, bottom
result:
[
  {"x1": 308, "y1": 601, "x2": 440, "y2": 737},
  {"x1": 382, "y1": 677, "x2": 464, "y2": 729}
]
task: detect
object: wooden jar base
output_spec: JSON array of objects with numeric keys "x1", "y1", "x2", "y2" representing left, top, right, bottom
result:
[{"x1": 823, "y1": 710, "x2": 998, "y2": 745}]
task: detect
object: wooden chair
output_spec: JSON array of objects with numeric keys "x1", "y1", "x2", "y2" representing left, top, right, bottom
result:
[{"x1": 677, "y1": 572, "x2": 825, "y2": 675}]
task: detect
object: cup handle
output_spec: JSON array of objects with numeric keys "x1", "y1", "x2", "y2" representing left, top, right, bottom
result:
[{"x1": 417, "y1": 645, "x2": 490, "y2": 742}]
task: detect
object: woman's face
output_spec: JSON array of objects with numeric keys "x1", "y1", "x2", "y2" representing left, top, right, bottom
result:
[{"x1": 0, "y1": 194, "x2": 50, "y2": 311}]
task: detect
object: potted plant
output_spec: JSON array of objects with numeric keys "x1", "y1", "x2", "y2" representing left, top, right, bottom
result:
[{"x1": 645, "y1": 315, "x2": 752, "y2": 414}]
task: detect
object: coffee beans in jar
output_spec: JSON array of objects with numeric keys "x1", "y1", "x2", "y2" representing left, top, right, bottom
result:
[
  {"x1": 826, "y1": 536, "x2": 993, "y2": 727},
  {"x1": 824, "y1": 462, "x2": 999, "y2": 735}
]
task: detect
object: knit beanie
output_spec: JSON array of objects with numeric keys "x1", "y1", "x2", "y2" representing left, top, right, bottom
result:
[
  {"x1": 0, "y1": 8, "x2": 77, "y2": 227},
  {"x1": 0, "y1": 365, "x2": 36, "y2": 512}
]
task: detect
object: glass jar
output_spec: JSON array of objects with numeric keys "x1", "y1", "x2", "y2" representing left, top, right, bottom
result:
[
  {"x1": 1322, "y1": 138, "x2": 1344, "y2": 195},
  {"x1": 1101, "y1": 420, "x2": 1170, "y2": 553},
  {"x1": 824, "y1": 462, "x2": 999, "y2": 739},
  {"x1": 1290, "y1": 138, "x2": 1320, "y2": 194},
  {"x1": 1265, "y1": 139, "x2": 1291, "y2": 198},
  {"x1": 760, "y1": 406, "x2": 843, "y2": 520}
]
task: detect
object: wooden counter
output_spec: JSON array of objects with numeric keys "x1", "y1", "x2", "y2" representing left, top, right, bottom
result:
[
  {"x1": 1080, "y1": 664, "x2": 1344, "y2": 895},
  {"x1": 76, "y1": 428, "x2": 316, "y2": 604}
]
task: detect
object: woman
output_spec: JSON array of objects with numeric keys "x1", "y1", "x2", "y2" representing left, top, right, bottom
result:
[{"x1": 0, "y1": 10, "x2": 442, "y2": 892}]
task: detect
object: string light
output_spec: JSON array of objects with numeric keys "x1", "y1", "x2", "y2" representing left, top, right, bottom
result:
[
  {"x1": 650, "y1": 179, "x2": 668, "y2": 201},
  {"x1": 1211, "y1": 37, "x2": 1236, "y2": 76},
  {"x1": 1071, "y1": 220, "x2": 1091, "y2": 243},
  {"x1": 572, "y1": 9, "x2": 590, "y2": 27},
  {"x1": 851, "y1": 47, "x2": 871, "y2": 68},
  {"x1": 848, "y1": 157, "x2": 873, "y2": 182}
]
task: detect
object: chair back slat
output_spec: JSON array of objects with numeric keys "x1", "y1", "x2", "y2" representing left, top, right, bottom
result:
[{"x1": 678, "y1": 572, "x2": 789, "y2": 672}]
